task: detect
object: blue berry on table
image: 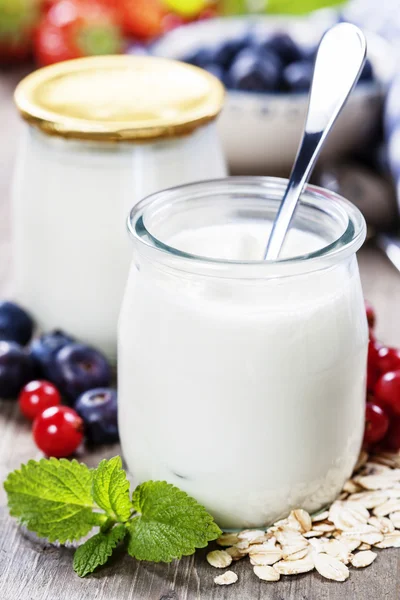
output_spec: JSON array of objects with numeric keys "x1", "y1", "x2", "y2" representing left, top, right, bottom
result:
[
  {"x1": 0, "y1": 301, "x2": 34, "y2": 346},
  {"x1": 30, "y1": 330, "x2": 75, "y2": 380},
  {"x1": 52, "y1": 343, "x2": 112, "y2": 402},
  {"x1": 0, "y1": 341, "x2": 36, "y2": 398},
  {"x1": 75, "y1": 388, "x2": 118, "y2": 445}
]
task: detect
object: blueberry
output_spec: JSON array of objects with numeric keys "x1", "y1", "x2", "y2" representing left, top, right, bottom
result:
[
  {"x1": 75, "y1": 388, "x2": 118, "y2": 445},
  {"x1": 0, "y1": 341, "x2": 36, "y2": 398},
  {"x1": 301, "y1": 44, "x2": 317, "y2": 63},
  {"x1": 203, "y1": 63, "x2": 224, "y2": 81},
  {"x1": 52, "y1": 343, "x2": 112, "y2": 402},
  {"x1": 228, "y1": 48, "x2": 281, "y2": 92},
  {"x1": 359, "y1": 58, "x2": 374, "y2": 82},
  {"x1": 254, "y1": 31, "x2": 301, "y2": 66},
  {"x1": 0, "y1": 301, "x2": 34, "y2": 346},
  {"x1": 211, "y1": 35, "x2": 250, "y2": 69},
  {"x1": 181, "y1": 47, "x2": 216, "y2": 68},
  {"x1": 30, "y1": 330, "x2": 75, "y2": 380},
  {"x1": 282, "y1": 61, "x2": 314, "y2": 92}
]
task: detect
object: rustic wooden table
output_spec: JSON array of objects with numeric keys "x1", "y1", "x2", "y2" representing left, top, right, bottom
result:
[{"x1": 1, "y1": 69, "x2": 400, "y2": 600}]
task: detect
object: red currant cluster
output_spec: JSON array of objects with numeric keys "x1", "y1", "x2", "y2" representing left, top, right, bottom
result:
[
  {"x1": 365, "y1": 301, "x2": 400, "y2": 450},
  {"x1": 19, "y1": 381, "x2": 83, "y2": 457}
]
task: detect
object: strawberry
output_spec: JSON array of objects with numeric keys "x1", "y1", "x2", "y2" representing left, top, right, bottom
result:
[
  {"x1": 34, "y1": 0, "x2": 124, "y2": 66},
  {"x1": 119, "y1": 0, "x2": 165, "y2": 41},
  {"x1": 0, "y1": 0, "x2": 41, "y2": 63}
]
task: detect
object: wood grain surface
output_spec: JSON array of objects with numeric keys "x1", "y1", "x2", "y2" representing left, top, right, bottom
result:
[{"x1": 1, "y1": 69, "x2": 400, "y2": 600}]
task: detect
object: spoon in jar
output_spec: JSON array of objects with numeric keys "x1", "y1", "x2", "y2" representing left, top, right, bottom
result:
[{"x1": 264, "y1": 23, "x2": 367, "y2": 260}]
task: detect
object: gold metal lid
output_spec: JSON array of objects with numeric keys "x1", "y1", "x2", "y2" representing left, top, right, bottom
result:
[{"x1": 14, "y1": 55, "x2": 225, "y2": 142}]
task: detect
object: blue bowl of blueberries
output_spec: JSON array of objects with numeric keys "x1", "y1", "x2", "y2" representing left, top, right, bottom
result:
[{"x1": 152, "y1": 12, "x2": 395, "y2": 173}]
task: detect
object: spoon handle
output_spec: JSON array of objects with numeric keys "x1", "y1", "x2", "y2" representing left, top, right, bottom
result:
[{"x1": 264, "y1": 23, "x2": 367, "y2": 260}]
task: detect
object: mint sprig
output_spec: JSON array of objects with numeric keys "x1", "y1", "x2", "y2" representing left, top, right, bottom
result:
[
  {"x1": 128, "y1": 481, "x2": 222, "y2": 562},
  {"x1": 4, "y1": 458, "x2": 103, "y2": 543},
  {"x1": 92, "y1": 456, "x2": 132, "y2": 523},
  {"x1": 4, "y1": 456, "x2": 221, "y2": 577},
  {"x1": 73, "y1": 524, "x2": 127, "y2": 577}
]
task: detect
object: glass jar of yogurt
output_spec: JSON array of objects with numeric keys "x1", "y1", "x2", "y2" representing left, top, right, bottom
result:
[
  {"x1": 119, "y1": 177, "x2": 368, "y2": 529},
  {"x1": 12, "y1": 56, "x2": 225, "y2": 359}
]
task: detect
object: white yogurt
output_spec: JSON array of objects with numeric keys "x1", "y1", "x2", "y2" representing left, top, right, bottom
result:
[
  {"x1": 12, "y1": 125, "x2": 226, "y2": 359},
  {"x1": 119, "y1": 213, "x2": 368, "y2": 529}
]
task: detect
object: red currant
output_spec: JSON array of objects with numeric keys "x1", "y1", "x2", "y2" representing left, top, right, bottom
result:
[
  {"x1": 377, "y1": 346, "x2": 400, "y2": 376},
  {"x1": 33, "y1": 406, "x2": 84, "y2": 457},
  {"x1": 19, "y1": 380, "x2": 61, "y2": 421},
  {"x1": 367, "y1": 339, "x2": 380, "y2": 392},
  {"x1": 381, "y1": 416, "x2": 400, "y2": 451},
  {"x1": 363, "y1": 402, "x2": 389, "y2": 446},
  {"x1": 375, "y1": 370, "x2": 400, "y2": 417},
  {"x1": 367, "y1": 367, "x2": 379, "y2": 394},
  {"x1": 368, "y1": 339, "x2": 379, "y2": 370},
  {"x1": 365, "y1": 301, "x2": 376, "y2": 329}
]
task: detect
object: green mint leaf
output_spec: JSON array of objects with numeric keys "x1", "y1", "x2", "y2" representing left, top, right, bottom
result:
[
  {"x1": 73, "y1": 524, "x2": 126, "y2": 577},
  {"x1": 3, "y1": 458, "x2": 101, "y2": 543},
  {"x1": 126, "y1": 481, "x2": 222, "y2": 562},
  {"x1": 92, "y1": 456, "x2": 132, "y2": 522}
]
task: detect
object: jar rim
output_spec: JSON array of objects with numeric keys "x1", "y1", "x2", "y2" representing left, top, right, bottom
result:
[{"x1": 127, "y1": 177, "x2": 366, "y2": 277}]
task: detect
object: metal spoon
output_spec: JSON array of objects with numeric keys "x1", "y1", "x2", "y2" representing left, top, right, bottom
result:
[{"x1": 264, "y1": 23, "x2": 367, "y2": 260}]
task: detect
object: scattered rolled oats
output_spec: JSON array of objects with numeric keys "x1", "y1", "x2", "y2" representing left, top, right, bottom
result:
[
  {"x1": 238, "y1": 530, "x2": 267, "y2": 544},
  {"x1": 253, "y1": 565, "x2": 280, "y2": 582},
  {"x1": 274, "y1": 557, "x2": 314, "y2": 575},
  {"x1": 389, "y1": 511, "x2": 400, "y2": 528},
  {"x1": 209, "y1": 451, "x2": 400, "y2": 586},
  {"x1": 314, "y1": 553, "x2": 349, "y2": 582},
  {"x1": 275, "y1": 528, "x2": 305, "y2": 546},
  {"x1": 348, "y1": 491, "x2": 389, "y2": 509},
  {"x1": 373, "y1": 499, "x2": 400, "y2": 517},
  {"x1": 323, "y1": 539, "x2": 351, "y2": 564},
  {"x1": 217, "y1": 532, "x2": 239, "y2": 547},
  {"x1": 281, "y1": 545, "x2": 310, "y2": 561},
  {"x1": 207, "y1": 550, "x2": 233, "y2": 568},
  {"x1": 225, "y1": 546, "x2": 246, "y2": 561},
  {"x1": 343, "y1": 479, "x2": 361, "y2": 494},
  {"x1": 248, "y1": 544, "x2": 282, "y2": 566},
  {"x1": 340, "y1": 524, "x2": 383, "y2": 546},
  {"x1": 290, "y1": 509, "x2": 312, "y2": 533},
  {"x1": 341, "y1": 538, "x2": 361, "y2": 552},
  {"x1": 368, "y1": 516, "x2": 394, "y2": 534},
  {"x1": 350, "y1": 551, "x2": 377, "y2": 568},
  {"x1": 234, "y1": 540, "x2": 250, "y2": 551},
  {"x1": 358, "y1": 543, "x2": 371, "y2": 551},
  {"x1": 312, "y1": 521, "x2": 336, "y2": 533},
  {"x1": 214, "y1": 571, "x2": 238, "y2": 586},
  {"x1": 374, "y1": 532, "x2": 400, "y2": 548},
  {"x1": 312, "y1": 510, "x2": 330, "y2": 522},
  {"x1": 356, "y1": 475, "x2": 394, "y2": 490},
  {"x1": 303, "y1": 529, "x2": 325, "y2": 538},
  {"x1": 308, "y1": 537, "x2": 325, "y2": 553}
]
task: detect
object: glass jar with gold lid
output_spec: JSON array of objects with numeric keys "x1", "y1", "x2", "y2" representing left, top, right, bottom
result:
[{"x1": 12, "y1": 55, "x2": 226, "y2": 359}]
